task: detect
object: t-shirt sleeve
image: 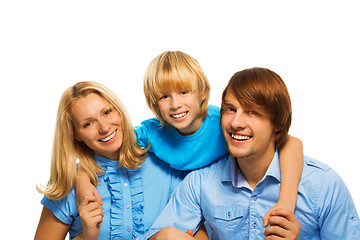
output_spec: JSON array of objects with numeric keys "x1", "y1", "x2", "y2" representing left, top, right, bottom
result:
[{"x1": 134, "y1": 124, "x2": 150, "y2": 149}]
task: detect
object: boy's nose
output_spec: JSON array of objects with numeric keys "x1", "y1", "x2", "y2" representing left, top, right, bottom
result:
[{"x1": 170, "y1": 96, "x2": 181, "y2": 109}]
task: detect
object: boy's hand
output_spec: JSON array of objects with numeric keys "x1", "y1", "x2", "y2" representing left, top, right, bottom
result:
[
  {"x1": 78, "y1": 195, "x2": 104, "y2": 240},
  {"x1": 264, "y1": 209, "x2": 301, "y2": 240},
  {"x1": 76, "y1": 166, "x2": 103, "y2": 206},
  {"x1": 263, "y1": 201, "x2": 293, "y2": 227}
]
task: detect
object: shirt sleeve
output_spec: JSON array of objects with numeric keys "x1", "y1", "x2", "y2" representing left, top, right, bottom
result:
[
  {"x1": 143, "y1": 170, "x2": 204, "y2": 239},
  {"x1": 41, "y1": 192, "x2": 78, "y2": 225},
  {"x1": 316, "y1": 168, "x2": 360, "y2": 238},
  {"x1": 134, "y1": 125, "x2": 150, "y2": 149}
]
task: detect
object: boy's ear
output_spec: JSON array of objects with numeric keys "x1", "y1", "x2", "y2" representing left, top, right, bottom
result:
[{"x1": 199, "y1": 92, "x2": 207, "y2": 104}]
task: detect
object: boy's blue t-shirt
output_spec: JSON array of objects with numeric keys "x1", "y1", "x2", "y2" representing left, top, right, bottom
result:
[{"x1": 134, "y1": 105, "x2": 228, "y2": 170}]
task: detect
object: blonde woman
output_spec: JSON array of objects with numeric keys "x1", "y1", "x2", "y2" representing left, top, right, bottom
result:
[{"x1": 34, "y1": 81, "x2": 184, "y2": 240}]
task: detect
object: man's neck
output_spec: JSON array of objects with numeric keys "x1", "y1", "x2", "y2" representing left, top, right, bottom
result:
[{"x1": 236, "y1": 148, "x2": 275, "y2": 189}]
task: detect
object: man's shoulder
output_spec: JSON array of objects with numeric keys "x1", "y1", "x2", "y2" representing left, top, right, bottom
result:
[
  {"x1": 303, "y1": 156, "x2": 331, "y2": 172},
  {"x1": 301, "y1": 156, "x2": 345, "y2": 190}
]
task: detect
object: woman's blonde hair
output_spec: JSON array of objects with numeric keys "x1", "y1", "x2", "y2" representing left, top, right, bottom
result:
[
  {"x1": 37, "y1": 81, "x2": 148, "y2": 200},
  {"x1": 144, "y1": 51, "x2": 210, "y2": 126}
]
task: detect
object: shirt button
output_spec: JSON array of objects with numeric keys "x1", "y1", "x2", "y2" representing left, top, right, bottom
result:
[
  {"x1": 127, "y1": 227, "x2": 131, "y2": 232},
  {"x1": 253, "y1": 195, "x2": 258, "y2": 201},
  {"x1": 126, "y1": 204, "x2": 130, "y2": 209},
  {"x1": 253, "y1": 223, "x2": 257, "y2": 229},
  {"x1": 124, "y1": 182, "x2": 128, "y2": 187}
]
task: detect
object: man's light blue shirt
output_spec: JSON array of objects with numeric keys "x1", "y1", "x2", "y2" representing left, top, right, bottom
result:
[{"x1": 141, "y1": 151, "x2": 360, "y2": 239}]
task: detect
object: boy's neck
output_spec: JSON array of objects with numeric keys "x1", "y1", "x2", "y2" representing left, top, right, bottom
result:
[{"x1": 176, "y1": 115, "x2": 204, "y2": 136}]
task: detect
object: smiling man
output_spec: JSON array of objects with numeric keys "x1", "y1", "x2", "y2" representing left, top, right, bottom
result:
[{"x1": 138, "y1": 67, "x2": 360, "y2": 240}]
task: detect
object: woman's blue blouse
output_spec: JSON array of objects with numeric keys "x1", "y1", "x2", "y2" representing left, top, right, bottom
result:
[{"x1": 41, "y1": 153, "x2": 184, "y2": 239}]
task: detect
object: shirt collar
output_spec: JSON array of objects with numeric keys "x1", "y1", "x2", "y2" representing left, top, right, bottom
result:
[{"x1": 225, "y1": 149, "x2": 281, "y2": 190}]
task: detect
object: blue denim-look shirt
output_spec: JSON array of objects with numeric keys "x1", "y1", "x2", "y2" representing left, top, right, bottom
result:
[{"x1": 140, "y1": 151, "x2": 360, "y2": 240}]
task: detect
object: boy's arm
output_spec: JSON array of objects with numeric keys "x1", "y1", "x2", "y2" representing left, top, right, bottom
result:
[
  {"x1": 263, "y1": 135, "x2": 303, "y2": 226},
  {"x1": 76, "y1": 165, "x2": 102, "y2": 206}
]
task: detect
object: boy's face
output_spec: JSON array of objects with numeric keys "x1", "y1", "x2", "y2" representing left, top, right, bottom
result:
[
  {"x1": 157, "y1": 90, "x2": 203, "y2": 135},
  {"x1": 221, "y1": 92, "x2": 276, "y2": 162}
]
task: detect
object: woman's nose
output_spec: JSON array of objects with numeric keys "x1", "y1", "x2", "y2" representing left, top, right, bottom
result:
[{"x1": 98, "y1": 120, "x2": 111, "y2": 134}]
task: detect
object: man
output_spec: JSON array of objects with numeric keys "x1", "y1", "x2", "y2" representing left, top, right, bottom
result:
[{"x1": 139, "y1": 67, "x2": 360, "y2": 239}]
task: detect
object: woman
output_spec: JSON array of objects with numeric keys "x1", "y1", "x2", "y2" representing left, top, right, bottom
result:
[{"x1": 34, "y1": 81, "x2": 185, "y2": 239}]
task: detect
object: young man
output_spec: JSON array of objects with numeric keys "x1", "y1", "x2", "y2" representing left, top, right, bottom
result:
[{"x1": 139, "y1": 67, "x2": 360, "y2": 239}]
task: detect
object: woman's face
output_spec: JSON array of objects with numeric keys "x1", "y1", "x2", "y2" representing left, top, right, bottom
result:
[{"x1": 71, "y1": 93, "x2": 123, "y2": 160}]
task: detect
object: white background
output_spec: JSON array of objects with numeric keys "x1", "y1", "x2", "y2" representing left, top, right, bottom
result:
[{"x1": 1, "y1": 0, "x2": 359, "y2": 238}]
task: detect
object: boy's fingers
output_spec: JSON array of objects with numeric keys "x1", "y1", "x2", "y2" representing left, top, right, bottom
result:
[
  {"x1": 270, "y1": 209, "x2": 297, "y2": 222},
  {"x1": 186, "y1": 229, "x2": 193, "y2": 236},
  {"x1": 263, "y1": 211, "x2": 270, "y2": 227},
  {"x1": 94, "y1": 191, "x2": 103, "y2": 206}
]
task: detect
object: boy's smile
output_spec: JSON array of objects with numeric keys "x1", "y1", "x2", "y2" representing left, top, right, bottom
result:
[{"x1": 157, "y1": 90, "x2": 204, "y2": 136}]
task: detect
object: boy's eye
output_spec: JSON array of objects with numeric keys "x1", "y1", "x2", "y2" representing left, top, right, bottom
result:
[
  {"x1": 159, "y1": 95, "x2": 169, "y2": 100},
  {"x1": 180, "y1": 90, "x2": 189, "y2": 95}
]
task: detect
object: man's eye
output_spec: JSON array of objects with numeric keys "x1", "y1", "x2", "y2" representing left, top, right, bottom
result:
[{"x1": 248, "y1": 111, "x2": 259, "y2": 116}]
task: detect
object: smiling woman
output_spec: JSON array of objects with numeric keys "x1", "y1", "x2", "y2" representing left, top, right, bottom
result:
[
  {"x1": 34, "y1": 81, "x2": 184, "y2": 240},
  {"x1": 72, "y1": 93, "x2": 124, "y2": 160}
]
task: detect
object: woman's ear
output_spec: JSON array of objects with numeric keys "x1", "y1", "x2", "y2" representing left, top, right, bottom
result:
[{"x1": 74, "y1": 133, "x2": 81, "y2": 142}]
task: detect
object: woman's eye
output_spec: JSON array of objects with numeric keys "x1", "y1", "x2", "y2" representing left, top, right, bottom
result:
[
  {"x1": 105, "y1": 109, "x2": 112, "y2": 115},
  {"x1": 83, "y1": 122, "x2": 93, "y2": 128}
]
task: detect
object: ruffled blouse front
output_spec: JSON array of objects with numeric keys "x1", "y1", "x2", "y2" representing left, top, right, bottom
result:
[
  {"x1": 96, "y1": 154, "x2": 145, "y2": 239},
  {"x1": 41, "y1": 153, "x2": 183, "y2": 240}
]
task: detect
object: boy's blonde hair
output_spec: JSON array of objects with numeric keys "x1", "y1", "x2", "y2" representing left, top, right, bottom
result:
[
  {"x1": 37, "y1": 81, "x2": 148, "y2": 200},
  {"x1": 144, "y1": 51, "x2": 210, "y2": 126}
]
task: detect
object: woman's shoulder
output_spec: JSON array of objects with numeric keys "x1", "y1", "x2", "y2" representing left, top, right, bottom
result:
[{"x1": 40, "y1": 189, "x2": 78, "y2": 225}]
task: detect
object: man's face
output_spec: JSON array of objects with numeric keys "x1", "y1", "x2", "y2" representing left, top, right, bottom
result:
[{"x1": 221, "y1": 92, "x2": 276, "y2": 162}]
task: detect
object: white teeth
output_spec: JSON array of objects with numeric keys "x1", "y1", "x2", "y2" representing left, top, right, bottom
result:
[
  {"x1": 231, "y1": 133, "x2": 250, "y2": 140},
  {"x1": 172, "y1": 112, "x2": 187, "y2": 118},
  {"x1": 100, "y1": 130, "x2": 116, "y2": 142}
]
